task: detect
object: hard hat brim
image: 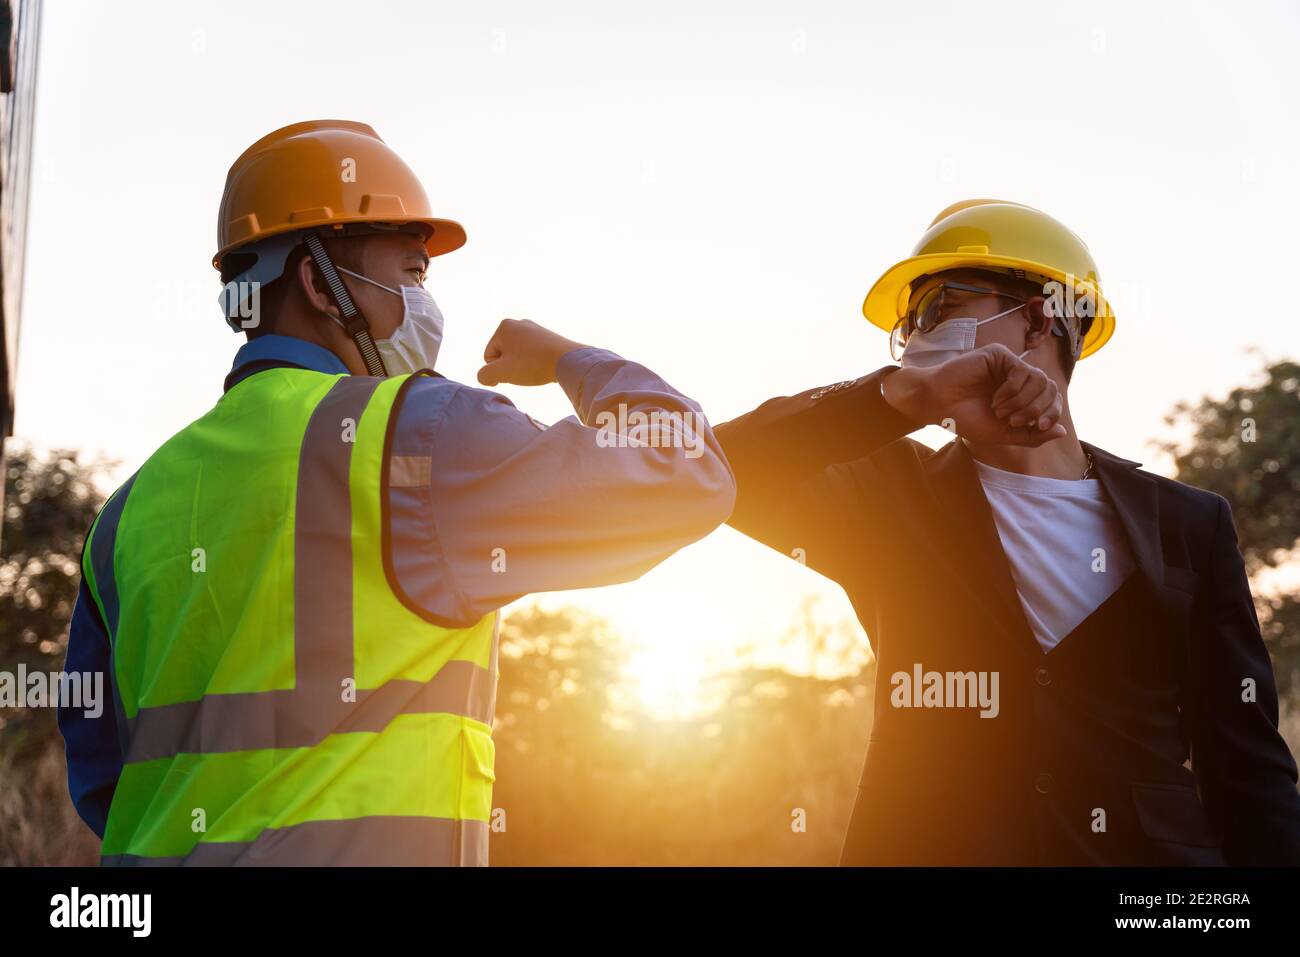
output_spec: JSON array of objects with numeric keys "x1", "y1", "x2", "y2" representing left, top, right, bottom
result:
[
  {"x1": 863, "y1": 252, "x2": 1115, "y2": 359},
  {"x1": 213, "y1": 215, "x2": 467, "y2": 272}
]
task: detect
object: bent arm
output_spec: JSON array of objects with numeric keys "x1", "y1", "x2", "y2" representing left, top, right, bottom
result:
[
  {"x1": 713, "y1": 367, "x2": 919, "y2": 581},
  {"x1": 400, "y1": 348, "x2": 735, "y2": 624}
]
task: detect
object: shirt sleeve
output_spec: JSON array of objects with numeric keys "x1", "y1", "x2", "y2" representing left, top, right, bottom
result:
[
  {"x1": 386, "y1": 347, "x2": 736, "y2": 625},
  {"x1": 57, "y1": 579, "x2": 122, "y2": 840},
  {"x1": 1187, "y1": 495, "x2": 1300, "y2": 864},
  {"x1": 714, "y1": 367, "x2": 921, "y2": 585}
]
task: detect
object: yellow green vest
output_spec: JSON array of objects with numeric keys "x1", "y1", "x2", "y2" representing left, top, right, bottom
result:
[{"x1": 81, "y1": 368, "x2": 499, "y2": 865}]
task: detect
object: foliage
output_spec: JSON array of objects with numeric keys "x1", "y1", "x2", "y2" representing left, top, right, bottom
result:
[
  {"x1": 1158, "y1": 359, "x2": 1300, "y2": 697},
  {"x1": 0, "y1": 444, "x2": 108, "y2": 864},
  {"x1": 490, "y1": 605, "x2": 873, "y2": 865}
]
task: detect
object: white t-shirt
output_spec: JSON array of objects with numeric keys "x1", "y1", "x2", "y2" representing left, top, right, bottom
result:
[{"x1": 972, "y1": 457, "x2": 1136, "y2": 653}]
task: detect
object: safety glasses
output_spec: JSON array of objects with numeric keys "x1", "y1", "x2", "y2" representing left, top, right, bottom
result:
[{"x1": 890, "y1": 280, "x2": 1029, "y2": 360}]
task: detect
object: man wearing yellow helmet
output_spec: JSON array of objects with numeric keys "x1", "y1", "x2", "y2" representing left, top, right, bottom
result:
[
  {"x1": 715, "y1": 200, "x2": 1300, "y2": 865},
  {"x1": 59, "y1": 121, "x2": 736, "y2": 865}
]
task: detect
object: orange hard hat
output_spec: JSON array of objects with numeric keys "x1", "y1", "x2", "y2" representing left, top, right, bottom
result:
[{"x1": 213, "y1": 119, "x2": 466, "y2": 273}]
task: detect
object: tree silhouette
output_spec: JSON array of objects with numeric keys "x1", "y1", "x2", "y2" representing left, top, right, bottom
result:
[
  {"x1": 1158, "y1": 358, "x2": 1300, "y2": 698},
  {"x1": 489, "y1": 603, "x2": 875, "y2": 865},
  {"x1": 1, "y1": 445, "x2": 108, "y2": 864}
]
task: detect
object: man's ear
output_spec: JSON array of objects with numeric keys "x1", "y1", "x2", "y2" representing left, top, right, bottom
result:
[
  {"x1": 298, "y1": 255, "x2": 340, "y2": 320},
  {"x1": 1023, "y1": 296, "x2": 1053, "y2": 349}
]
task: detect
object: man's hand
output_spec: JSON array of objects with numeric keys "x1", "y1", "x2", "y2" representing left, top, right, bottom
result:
[
  {"x1": 477, "y1": 319, "x2": 591, "y2": 387},
  {"x1": 881, "y1": 345, "x2": 1067, "y2": 446}
]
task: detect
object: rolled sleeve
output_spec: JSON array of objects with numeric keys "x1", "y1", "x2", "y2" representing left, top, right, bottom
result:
[{"x1": 386, "y1": 353, "x2": 735, "y2": 625}]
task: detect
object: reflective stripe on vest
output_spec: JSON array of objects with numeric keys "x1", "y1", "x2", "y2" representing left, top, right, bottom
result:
[
  {"x1": 83, "y1": 370, "x2": 499, "y2": 866},
  {"x1": 101, "y1": 817, "x2": 489, "y2": 866}
]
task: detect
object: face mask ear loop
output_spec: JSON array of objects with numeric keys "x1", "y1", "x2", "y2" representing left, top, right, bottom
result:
[
  {"x1": 336, "y1": 265, "x2": 401, "y2": 297},
  {"x1": 302, "y1": 232, "x2": 389, "y2": 377},
  {"x1": 974, "y1": 301, "x2": 1027, "y2": 327}
]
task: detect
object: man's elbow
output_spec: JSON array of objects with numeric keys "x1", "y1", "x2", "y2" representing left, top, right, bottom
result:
[{"x1": 673, "y1": 448, "x2": 737, "y2": 538}]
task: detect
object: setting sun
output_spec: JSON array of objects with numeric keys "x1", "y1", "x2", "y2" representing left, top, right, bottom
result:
[{"x1": 625, "y1": 643, "x2": 715, "y2": 720}]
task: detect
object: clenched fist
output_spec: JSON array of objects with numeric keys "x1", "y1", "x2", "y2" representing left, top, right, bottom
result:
[
  {"x1": 881, "y1": 344, "x2": 1067, "y2": 447},
  {"x1": 477, "y1": 318, "x2": 591, "y2": 387}
]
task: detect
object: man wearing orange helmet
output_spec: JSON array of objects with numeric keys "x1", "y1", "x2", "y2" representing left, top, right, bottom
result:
[
  {"x1": 59, "y1": 121, "x2": 736, "y2": 865},
  {"x1": 715, "y1": 200, "x2": 1300, "y2": 865}
]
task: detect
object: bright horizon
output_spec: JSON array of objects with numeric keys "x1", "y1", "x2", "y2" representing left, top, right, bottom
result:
[{"x1": 15, "y1": 1, "x2": 1300, "y2": 716}]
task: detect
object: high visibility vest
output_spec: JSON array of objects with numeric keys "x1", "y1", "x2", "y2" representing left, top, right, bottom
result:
[{"x1": 81, "y1": 368, "x2": 499, "y2": 865}]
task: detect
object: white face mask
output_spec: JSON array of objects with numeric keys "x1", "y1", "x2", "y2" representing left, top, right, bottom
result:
[
  {"x1": 336, "y1": 266, "x2": 445, "y2": 375},
  {"x1": 899, "y1": 303, "x2": 1030, "y2": 369}
]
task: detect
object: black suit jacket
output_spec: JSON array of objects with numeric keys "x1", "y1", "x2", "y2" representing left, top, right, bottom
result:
[{"x1": 715, "y1": 368, "x2": 1300, "y2": 865}]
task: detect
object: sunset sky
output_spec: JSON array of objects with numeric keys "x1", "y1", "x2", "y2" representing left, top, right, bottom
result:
[{"x1": 16, "y1": 0, "x2": 1300, "y2": 716}]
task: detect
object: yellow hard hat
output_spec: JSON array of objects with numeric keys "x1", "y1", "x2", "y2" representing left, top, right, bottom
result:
[
  {"x1": 213, "y1": 119, "x2": 466, "y2": 273},
  {"x1": 862, "y1": 199, "x2": 1115, "y2": 359}
]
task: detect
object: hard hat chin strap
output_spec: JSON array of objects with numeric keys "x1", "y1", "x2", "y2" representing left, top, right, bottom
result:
[{"x1": 301, "y1": 232, "x2": 389, "y2": 377}]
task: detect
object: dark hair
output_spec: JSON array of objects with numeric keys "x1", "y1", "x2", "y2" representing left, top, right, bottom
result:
[{"x1": 1059, "y1": 316, "x2": 1094, "y2": 383}]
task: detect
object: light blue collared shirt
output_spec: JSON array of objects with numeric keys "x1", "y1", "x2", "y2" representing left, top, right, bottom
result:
[{"x1": 60, "y1": 333, "x2": 736, "y2": 836}]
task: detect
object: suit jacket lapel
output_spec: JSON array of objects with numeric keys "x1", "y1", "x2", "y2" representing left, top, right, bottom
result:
[
  {"x1": 920, "y1": 438, "x2": 1042, "y2": 657},
  {"x1": 918, "y1": 438, "x2": 1187, "y2": 657},
  {"x1": 1085, "y1": 442, "x2": 1194, "y2": 629},
  {"x1": 1084, "y1": 442, "x2": 1163, "y2": 586}
]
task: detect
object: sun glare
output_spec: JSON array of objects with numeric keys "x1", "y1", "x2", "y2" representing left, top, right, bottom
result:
[{"x1": 624, "y1": 645, "x2": 715, "y2": 721}]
